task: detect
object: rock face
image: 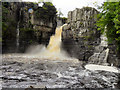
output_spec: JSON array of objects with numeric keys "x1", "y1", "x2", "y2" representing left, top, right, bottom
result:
[
  {"x1": 62, "y1": 7, "x2": 120, "y2": 67},
  {"x1": 88, "y1": 30, "x2": 120, "y2": 67},
  {"x1": 107, "y1": 43, "x2": 120, "y2": 67},
  {"x1": 2, "y1": 2, "x2": 21, "y2": 53},
  {"x1": 19, "y1": 3, "x2": 57, "y2": 51},
  {"x1": 88, "y1": 31, "x2": 109, "y2": 65},
  {"x1": 2, "y1": 2, "x2": 57, "y2": 53},
  {"x1": 62, "y1": 7, "x2": 100, "y2": 61},
  {"x1": 19, "y1": 2, "x2": 57, "y2": 52}
]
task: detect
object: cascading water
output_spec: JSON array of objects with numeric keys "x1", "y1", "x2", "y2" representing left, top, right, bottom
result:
[
  {"x1": 16, "y1": 21, "x2": 20, "y2": 52},
  {"x1": 26, "y1": 24, "x2": 78, "y2": 61},
  {"x1": 88, "y1": 26, "x2": 109, "y2": 65},
  {"x1": 38, "y1": 24, "x2": 76, "y2": 60},
  {"x1": 85, "y1": 27, "x2": 120, "y2": 73},
  {"x1": 47, "y1": 26, "x2": 62, "y2": 53},
  {"x1": 16, "y1": 8, "x2": 21, "y2": 52}
]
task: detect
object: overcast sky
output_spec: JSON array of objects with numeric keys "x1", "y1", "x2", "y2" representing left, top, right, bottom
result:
[{"x1": 23, "y1": 0, "x2": 105, "y2": 17}]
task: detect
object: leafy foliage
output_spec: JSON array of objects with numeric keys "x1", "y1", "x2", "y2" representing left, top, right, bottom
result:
[
  {"x1": 2, "y1": 2, "x2": 17, "y2": 40},
  {"x1": 83, "y1": 6, "x2": 93, "y2": 11},
  {"x1": 96, "y1": 2, "x2": 120, "y2": 52},
  {"x1": 57, "y1": 17, "x2": 67, "y2": 24},
  {"x1": 2, "y1": 3, "x2": 10, "y2": 22},
  {"x1": 34, "y1": 2, "x2": 57, "y2": 21}
]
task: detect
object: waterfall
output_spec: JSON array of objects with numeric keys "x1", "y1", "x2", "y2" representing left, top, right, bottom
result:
[
  {"x1": 25, "y1": 23, "x2": 78, "y2": 61},
  {"x1": 16, "y1": 21, "x2": 20, "y2": 52},
  {"x1": 104, "y1": 48, "x2": 109, "y2": 63},
  {"x1": 41, "y1": 24, "x2": 68, "y2": 59},
  {"x1": 100, "y1": 31, "x2": 108, "y2": 47},
  {"x1": 27, "y1": 24, "x2": 78, "y2": 61},
  {"x1": 16, "y1": 8, "x2": 21, "y2": 52},
  {"x1": 88, "y1": 26, "x2": 109, "y2": 65},
  {"x1": 47, "y1": 26, "x2": 63, "y2": 53}
]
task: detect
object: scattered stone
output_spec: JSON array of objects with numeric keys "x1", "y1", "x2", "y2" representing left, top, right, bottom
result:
[{"x1": 2, "y1": 55, "x2": 119, "y2": 88}]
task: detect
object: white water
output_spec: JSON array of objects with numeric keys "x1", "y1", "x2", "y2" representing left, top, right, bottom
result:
[
  {"x1": 36, "y1": 24, "x2": 78, "y2": 61},
  {"x1": 85, "y1": 64, "x2": 120, "y2": 73},
  {"x1": 14, "y1": 24, "x2": 78, "y2": 62},
  {"x1": 88, "y1": 26, "x2": 110, "y2": 65},
  {"x1": 16, "y1": 8, "x2": 21, "y2": 52},
  {"x1": 104, "y1": 48, "x2": 109, "y2": 62},
  {"x1": 16, "y1": 21, "x2": 20, "y2": 51},
  {"x1": 100, "y1": 32, "x2": 108, "y2": 47}
]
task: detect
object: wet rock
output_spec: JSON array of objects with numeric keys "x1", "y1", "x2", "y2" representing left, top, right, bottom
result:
[
  {"x1": 34, "y1": 63, "x2": 46, "y2": 70},
  {"x1": 62, "y1": 7, "x2": 100, "y2": 61},
  {"x1": 2, "y1": 55, "x2": 119, "y2": 88},
  {"x1": 2, "y1": 2, "x2": 57, "y2": 53}
]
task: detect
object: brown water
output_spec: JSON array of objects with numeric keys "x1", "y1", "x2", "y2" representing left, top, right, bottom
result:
[
  {"x1": 36, "y1": 25, "x2": 78, "y2": 61},
  {"x1": 47, "y1": 26, "x2": 62, "y2": 53}
]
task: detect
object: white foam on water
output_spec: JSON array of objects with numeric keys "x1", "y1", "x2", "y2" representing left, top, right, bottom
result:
[
  {"x1": 85, "y1": 64, "x2": 120, "y2": 73},
  {"x1": 56, "y1": 72, "x2": 63, "y2": 78},
  {"x1": 24, "y1": 24, "x2": 79, "y2": 62}
]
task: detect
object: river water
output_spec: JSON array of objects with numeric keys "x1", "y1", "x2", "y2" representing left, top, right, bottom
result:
[{"x1": 1, "y1": 54, "x2": 120, "y2": 88}]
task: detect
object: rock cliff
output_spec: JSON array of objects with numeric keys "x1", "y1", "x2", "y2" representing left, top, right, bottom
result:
[
  {"x1": 2, "y1": 2, "x2": 57, "y2": 53},
  {"x1": 62, "y1": 7, "x2": 120, "y2": 67},
  {"x1": 62, "y1": 7, "x2": 100, "y2": 61}
]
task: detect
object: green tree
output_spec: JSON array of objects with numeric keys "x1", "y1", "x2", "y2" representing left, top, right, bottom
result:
[
  {"x1": 96, "y1": 2, "x2": 120, "y2": 52},
  {"x1": 57, "y1": 8, "x2": 63, "y2": 17},
  {"x1": 34, "y1": 2, "x2": 57, "y2": 21}
]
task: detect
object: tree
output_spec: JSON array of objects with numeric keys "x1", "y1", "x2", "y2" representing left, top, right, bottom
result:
[
  {"x1": 96, "y1": 2, "x2": 120, "y2": 52},
  {"x1": 57, "y1": 8, "x2": 63, "y2": 18},
  {"x1": 34, "y1": 2, "x2": 57, "y2": 21}
]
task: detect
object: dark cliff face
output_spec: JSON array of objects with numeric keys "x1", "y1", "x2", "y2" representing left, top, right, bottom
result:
[
  {"x1": 2, "y1": 2, "x2": 18, "y2": 53},
  {"x1": 62, "y1": 7, "x2": 100, "y2": 61},
  {"x1": 107, "y1": 44, "x2": 120, "y2": 67},
  {"x1": 2, "y1": 2, "x2": 57, "y2": 53}
]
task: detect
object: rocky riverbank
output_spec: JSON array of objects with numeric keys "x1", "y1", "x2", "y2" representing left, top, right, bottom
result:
[{"x1": 1, "y1": 54, "x2": 120, "y2": 88}]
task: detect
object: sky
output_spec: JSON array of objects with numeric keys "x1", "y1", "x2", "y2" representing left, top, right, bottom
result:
[{"x1": 22, "y1": 0, "x2": 105, "y2": 17}]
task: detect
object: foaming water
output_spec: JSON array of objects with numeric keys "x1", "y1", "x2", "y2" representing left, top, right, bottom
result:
[
  {"x1": 37, "y1": 26, "x2": 78, "y2": 61},
  {"x1": 85, "y1": 64, "x2": 120, "y2": 73},
  {"x1": 25, "y1": 24, "x2": 78, "y2": 61},
  {"x1": 3, "y1": 25, "x2": 78, "y2": 62},
  {"x1": 47, "y1": 26, "x2": 62, "y2": 53}
]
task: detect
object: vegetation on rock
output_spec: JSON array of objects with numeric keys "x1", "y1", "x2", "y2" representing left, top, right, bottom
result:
[
  {"x1": 2, "y1": 2, "x2": 57, "y2": 52},
  {"x1": 2, "y1": 2, "x2": 17, "y2": 41},
  {"x1": 34, "y1": 2, "x2": 57, "y2": 21},
  {"x1": 96, "y1": 2, "x2": 120, "y2": 52},
  {"x1": 57, "y1": 17, "x2": 67, "y2": 24}
]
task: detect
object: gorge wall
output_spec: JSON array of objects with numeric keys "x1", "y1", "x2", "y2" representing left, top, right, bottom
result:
[
  {"x1": 2, "y1": 2, "x2": 57, "y2": 53},
  {"x1": 62, "y1": 7, "x2": 100, "y2": 61},
  {"x1": 62, "y1": 7, "x2": 120, "y2": 67}
]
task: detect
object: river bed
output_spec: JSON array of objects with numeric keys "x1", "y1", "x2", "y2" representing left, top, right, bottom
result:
[{"x1": 1, "y1": 54, "x2": 120, "y2": 88}]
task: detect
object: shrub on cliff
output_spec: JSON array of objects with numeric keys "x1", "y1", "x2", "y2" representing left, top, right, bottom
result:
[
  {"x1": 34, "y1": 2, "x2": 57, "y2": 21},
  {"x1": 2, "y1": 2, "x2": 17, "y2": 41},
  {"x1": 96, "y1": 2, "x2": 120, "y2": 52}
]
